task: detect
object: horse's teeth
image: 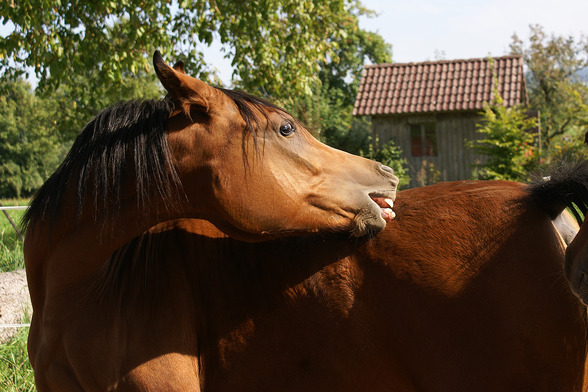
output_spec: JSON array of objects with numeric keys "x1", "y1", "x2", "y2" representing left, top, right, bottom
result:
[
  {"x1": 385, "y1": 199, "x2": 394, "y2": 208},
  {"x1": 383, "y1": 208, "x2": 396, "y2": 219}
]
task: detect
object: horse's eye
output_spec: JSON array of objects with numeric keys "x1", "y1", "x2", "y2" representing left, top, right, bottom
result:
[{"x1": 279, "y1": 122, "x2": 296, "y2": 137}]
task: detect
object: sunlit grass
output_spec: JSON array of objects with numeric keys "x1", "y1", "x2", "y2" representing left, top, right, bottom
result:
[
  {"x1": 0, "y1": 200, "x2": 27, "y2": 273},
  {"x1": 0, "y1": 313, "x2": 35, "y2": 392}
]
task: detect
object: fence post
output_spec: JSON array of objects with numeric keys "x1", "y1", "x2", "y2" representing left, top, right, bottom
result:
[{"x1": 0, "y1": 202, "x2": 24, "y2": 241}]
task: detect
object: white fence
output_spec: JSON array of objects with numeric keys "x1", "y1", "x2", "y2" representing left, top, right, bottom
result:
[{"x1": 0, "y1": 206, "x2": 28, "y2": 210}]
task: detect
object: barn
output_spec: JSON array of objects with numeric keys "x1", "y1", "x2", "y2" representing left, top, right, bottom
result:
[{"x1": 353, "y1": 55, "x2": 528, "y2": 186}]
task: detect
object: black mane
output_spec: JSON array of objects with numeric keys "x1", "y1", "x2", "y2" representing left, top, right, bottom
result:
[
  {"x1": 23, "y1": 99, "x2": 181, "y2": 230},
  {"x1": 23, "y1": 88, "x2": 287, "y2": 231},
  {"x1": 219, "y1": 87, "x2": 288, "y2": 132}
]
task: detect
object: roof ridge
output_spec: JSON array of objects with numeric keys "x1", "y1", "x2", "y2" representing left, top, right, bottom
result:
[{"x1": 364, "y1": 55, "x2": 522, "y2": 69}]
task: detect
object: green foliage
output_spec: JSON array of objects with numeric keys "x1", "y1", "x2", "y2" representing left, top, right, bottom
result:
[
  {"x1": 510, "y1": 25, "x2": 588, "y2": 148},
  {"x1": 0, "y1": 79, "x2": 65, "y2": 198},
  {"x1": 48, "y1": 72, "x2": 163, "y2": 141},
  {"x1": 413, "y1": 161, "x2": 441, "y2": 188},
  {"x1": 549, "y1": 138, "x2": 587, "y2": 163},
  {"x1": 315, "y1": 5, "x2": 392, "y2": 108},
  {"x1": 0, "y1": 70, "x2": 162, "y2": 199},
  {"x1": 468, "y1": 94, "x2": 538, "y2": 181},
  {"x1": 323, "y1": 117, "x2": 372, "y2": 156},
  {"x1": 282, "y1": 3, "x2": 392, "y2": 156},
  {"x1": 0, "y1": 203, "x2": 29, "y2": 390},
  {"x1": 364, "y1": 139, "x2": 411, "y2": 189},
  {"x1": 1, "y1": 0, "x2": 375, "y2": 103}
]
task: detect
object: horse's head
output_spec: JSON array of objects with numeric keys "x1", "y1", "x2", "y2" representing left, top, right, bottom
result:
[{"x1": 154, "y1": 51, "x2": 398, "y2": 240}]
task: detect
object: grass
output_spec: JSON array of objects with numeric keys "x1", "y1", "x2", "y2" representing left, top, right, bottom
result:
[
  {"x1": 0, "y1": 314, "x2": 35, "y2": 392},
  {"x1": 0, "y1": 200, "x2": 28, "y2": 273},
  {"x1": 0, "y1": 201, "x2": 35, "y2": 391}
]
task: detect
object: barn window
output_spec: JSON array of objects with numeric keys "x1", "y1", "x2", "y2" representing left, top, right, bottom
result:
[{"x1": 410, "y1": 123, "x2": 437, "y2": 157}]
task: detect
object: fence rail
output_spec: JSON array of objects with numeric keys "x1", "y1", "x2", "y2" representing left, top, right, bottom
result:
[
  {"x1": 0, "y1": 206, "x2": 28, "y2": 210},
  {"x1": 0, "y1": 324, "x2": 30, "y2": 328}
]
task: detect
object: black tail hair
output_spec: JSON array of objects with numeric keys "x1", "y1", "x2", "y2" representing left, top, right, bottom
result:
[{"x1": 528, "y1": 160, "x2": 588, "y2": 224}]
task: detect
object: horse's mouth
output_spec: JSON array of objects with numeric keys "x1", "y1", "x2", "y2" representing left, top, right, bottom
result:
[
  {"x1": 370, "y1": 195, "x2": 396, "y2": 221},
  {"x1": 349, "y1": 194, "x2": 396, "y2": 237}
]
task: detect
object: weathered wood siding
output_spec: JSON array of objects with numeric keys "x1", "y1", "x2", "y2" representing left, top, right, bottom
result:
[{"x1": 372, "y1": 112, "x2": 486, "y2": 187}]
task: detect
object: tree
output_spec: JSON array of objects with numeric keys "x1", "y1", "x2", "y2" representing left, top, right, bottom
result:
[
  {"x1": 366, "y1": 139, "x2": 410, "y2": 188},
  {"x1": 1, "y1": 0, "x2": 369, "y2": 102},
  {"x1": 284, "y1": 5, "x2": 392, "y2": 151},
  {"x1": 47, "y1": 71, "x2": 163, "y2": 142},
  {"x1": 468, "y1": 93, "x2": 537, "y2": 181},
  {"x1": 317, "y1": 22, "x2": 392, "y2": 155},
  {"x1": 510, "y1": 25, "x2": 588, "y2": 149},
  {"x1": 0, "y1": 71, "x2": 165, "y2": 199},
  {"x1": 0, "y1": 79, "x2": 65, "y2": 197}
]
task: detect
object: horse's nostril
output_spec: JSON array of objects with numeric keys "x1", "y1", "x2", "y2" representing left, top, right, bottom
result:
[{"x1": 379, "y1": 164, "x2": 395, "y2": 175}]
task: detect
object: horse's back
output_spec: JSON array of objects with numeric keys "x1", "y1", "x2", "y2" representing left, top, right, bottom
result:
[
  {"x1": 186, "y1": 180, "x2": 588, "y2": 391},
  {"x1": 161, "y1": 181, "x2": 588, "y2": 391},
  {"x1": 359, "y1": 180, "x2": 587, "y2": 391}
]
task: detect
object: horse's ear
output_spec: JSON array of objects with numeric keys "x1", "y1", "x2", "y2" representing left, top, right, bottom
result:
[
  {"x1": 153, "y1": 51, "x2": 216, "y2": 115},
  {"x1": 173, "y1": 60, "x2": 186, "y2": 74}
]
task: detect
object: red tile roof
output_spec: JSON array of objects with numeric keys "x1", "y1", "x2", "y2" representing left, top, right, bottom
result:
[{"x1": 353, "y1": 55, "x2": 527, "y2": 116}]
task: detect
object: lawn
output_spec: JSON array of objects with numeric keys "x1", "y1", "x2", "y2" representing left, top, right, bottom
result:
[
  {"x1": 0, "y1": 324, "x2": 34, "y2": 392},
  {"x1": 0, "y1": 200, "x2": 27, "y2": 273},
  {"x1": 0, "y1": 200, "x2": 34, "y2": 391}
]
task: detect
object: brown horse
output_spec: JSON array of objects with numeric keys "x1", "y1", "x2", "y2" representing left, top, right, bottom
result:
[
  {"x1": 27, "y1": 163, "x2": 588, "y2": 391},
  {"x1": 22, "y1": 52, "x2": 398, "y2": 391}
]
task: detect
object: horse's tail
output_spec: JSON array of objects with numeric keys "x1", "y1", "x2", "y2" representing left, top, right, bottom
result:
[
  {"x1": 528, "y1": 159, "x2": 588, "y2": 304},
  {"x1": 528, "y1": 160, "x2": 588, "y2": 223}
]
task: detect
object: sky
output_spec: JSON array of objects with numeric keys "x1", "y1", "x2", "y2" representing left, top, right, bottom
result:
[
  {"x1": 203, "y1": 0, "x2": 588, "y2": 83},
  {"x1": 359, "y1": 0, "x2": 588, "y2": 64}
]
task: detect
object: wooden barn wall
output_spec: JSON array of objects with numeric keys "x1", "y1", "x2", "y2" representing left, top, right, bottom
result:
[{"x1": 371, "y1": 112, "x2": 486, "y2": 187}]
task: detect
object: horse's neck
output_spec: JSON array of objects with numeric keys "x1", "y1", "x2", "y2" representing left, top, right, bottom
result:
[
  {"x1": 25, "y1": 192, "x2": 194, "y2": 294},
  {"x1": 172, "y1": 222, "x2": 357, "y2": 339}
]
